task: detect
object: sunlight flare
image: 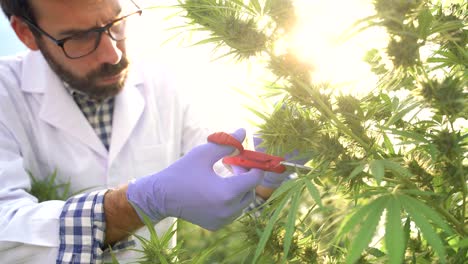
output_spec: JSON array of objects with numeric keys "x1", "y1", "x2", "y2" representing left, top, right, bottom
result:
[{"x1": 290, "y1": 0, "x2": 388, "y2": 94}]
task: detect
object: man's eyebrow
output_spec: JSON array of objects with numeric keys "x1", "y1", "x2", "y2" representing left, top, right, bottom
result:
[{"x1": 57, "y1": 28, "x2": 90, "y2": 38}]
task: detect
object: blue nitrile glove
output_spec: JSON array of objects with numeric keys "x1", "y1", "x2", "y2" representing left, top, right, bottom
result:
[{"x1": 127, "y1": 128, "x2": 265, "y2": 230}]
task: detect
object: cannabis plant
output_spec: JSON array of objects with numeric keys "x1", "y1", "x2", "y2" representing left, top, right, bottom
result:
[
  {"x1": 169, "y1": 0, "x2": 467, "y2": 263},
  {"x1": 28, "y1": 170, "x2": 73, "y2": 202}
]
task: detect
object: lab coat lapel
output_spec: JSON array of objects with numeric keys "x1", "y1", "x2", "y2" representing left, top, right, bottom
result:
[
  {"x1": 23, "y1": 52, "x2": 108, "y2": 157},
  {"x1": 108, "y1": 73, "x2": 145, "y2": 166}
]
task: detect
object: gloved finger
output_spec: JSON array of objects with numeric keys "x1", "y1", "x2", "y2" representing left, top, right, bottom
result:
[
  {"x1": 229, "y1": 190, "x2": 256, "y2": 217},
  {"x1": 231, "y1": 165, "x2": 248, "y2": 174},
  {"x1": 253, "y1": 135, "x2": 266, "y2": 152},
  {"x1": 224, "y1": 168, "x2": 264, "y2": 194},
  {"x1": 204, "y1": 128, "x2": 246, "y2": 164},
  {"x1": 229, "y1": 128, "x2": 246, "y2": 143},
  {"x1": 261, "y1": 171, "x2": 291, "y2": 189}
]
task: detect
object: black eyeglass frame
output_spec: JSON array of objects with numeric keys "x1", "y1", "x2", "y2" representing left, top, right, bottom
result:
[{"x1": 21, "y1": 1, "x2": 142, "y2": 59}]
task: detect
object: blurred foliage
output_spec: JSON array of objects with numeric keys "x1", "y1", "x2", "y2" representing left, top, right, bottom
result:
[
  {"x1": 28, "y1": 170, "x2": 73, "y2": 202},
  {"x1": 28, "y1": 170, "x2": 95, "y2": 202}
]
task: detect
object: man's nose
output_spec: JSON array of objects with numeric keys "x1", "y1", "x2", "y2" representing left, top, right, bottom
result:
[{"x1": 95, "y1": 33, "x2": 123, "y2": 65}]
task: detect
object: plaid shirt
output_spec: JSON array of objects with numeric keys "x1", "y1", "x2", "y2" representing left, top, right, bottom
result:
[
  {"x1": 56, "y1": 91, "x2": 134, "y2": 263},
  {"x1": 57, "y1": 190, "x2": 107, "y2": 263},
  {"x1": 71, "y1": 91, "x2": 114, "y2": 150},
  {"x1": 56, "y1": 88, "x2": 269, "y2": 263}
]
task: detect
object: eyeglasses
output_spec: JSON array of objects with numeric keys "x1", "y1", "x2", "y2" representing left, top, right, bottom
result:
[{"x1": 21, "y1": 3, "x2": 142, "y2": 59}]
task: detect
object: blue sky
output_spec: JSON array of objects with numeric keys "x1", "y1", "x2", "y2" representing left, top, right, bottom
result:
[{"x1": 0, "y1": 14, "x2": 27, "y2": 56}]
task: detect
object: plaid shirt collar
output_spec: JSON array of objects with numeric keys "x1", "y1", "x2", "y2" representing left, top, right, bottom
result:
[{"x1": 65, "y1": 84, "x2": 115, "y2": 150}]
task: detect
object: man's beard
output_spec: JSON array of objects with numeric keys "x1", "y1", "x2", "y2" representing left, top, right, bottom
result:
[{"x1": 38, "y1": 41, "x2": 129, "y2": 101}]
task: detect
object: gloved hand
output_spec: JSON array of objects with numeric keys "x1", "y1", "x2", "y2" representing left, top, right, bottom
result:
[{"x1": 127, "y1": 128, "x2": 265, "y2": 231}]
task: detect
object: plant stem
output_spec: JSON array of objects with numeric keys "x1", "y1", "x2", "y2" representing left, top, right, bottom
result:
[{"x1": 433, "y1": 204, "x2": 467, "y2": 236}]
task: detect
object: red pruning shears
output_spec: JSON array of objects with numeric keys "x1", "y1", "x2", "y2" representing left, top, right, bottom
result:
[{"x1": 207, "y1": 132, "x2": 312, "y2": 173}]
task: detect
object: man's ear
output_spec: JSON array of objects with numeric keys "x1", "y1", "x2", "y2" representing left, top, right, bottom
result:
[{"x1": 10, "y1": 16, "x2": 39, "y2": 50}]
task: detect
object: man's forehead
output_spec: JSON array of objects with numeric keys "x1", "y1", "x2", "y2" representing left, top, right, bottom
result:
[
  {"x1": 28, "y1": 0, "x2": 140, "y2": 35},
  {"x1": 30, "y1": 0, "x2": 136, "y2": 18}
]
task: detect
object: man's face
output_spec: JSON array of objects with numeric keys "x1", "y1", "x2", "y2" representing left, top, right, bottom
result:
[{"x1": 30, "y1": 0, "x2": 133, "y2": 100}]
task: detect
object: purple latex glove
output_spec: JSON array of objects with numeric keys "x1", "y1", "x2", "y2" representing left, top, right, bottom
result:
[{"x1": 127, "y1": 128, "x2": 265, "y2": 230}]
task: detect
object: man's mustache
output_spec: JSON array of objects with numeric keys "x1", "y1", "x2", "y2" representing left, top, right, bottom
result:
[{"x1": 88, "y1": 57, "x2": 129, "y2": 80}]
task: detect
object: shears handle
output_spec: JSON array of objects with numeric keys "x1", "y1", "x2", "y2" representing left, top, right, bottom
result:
[{"x1": 207, "y1": 132, "x2": 287, "y2": 173}]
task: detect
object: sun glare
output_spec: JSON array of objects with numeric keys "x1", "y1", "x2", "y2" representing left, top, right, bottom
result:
[
  {"x1": 126, "y1": 0, "x2": 389, "y2": 129},
  {"x1": 290, "y1": 0, "x2": 388, "y2": 94}
]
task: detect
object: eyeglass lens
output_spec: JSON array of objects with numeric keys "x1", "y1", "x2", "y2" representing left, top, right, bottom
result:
[{"x1": 63, "y1": 17, "x2": 129, "y2": 58}]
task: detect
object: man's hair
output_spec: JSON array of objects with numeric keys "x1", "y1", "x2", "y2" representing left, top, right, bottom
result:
[
  {"x1": 0, "y1": 0, "x2": 37, "y2": 22},
  {"x1": 1, "y1": 0, "x2": 43, "y2": 38}
]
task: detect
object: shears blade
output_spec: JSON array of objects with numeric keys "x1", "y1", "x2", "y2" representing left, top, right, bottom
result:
[
  {"x1": 208, "y1": 131, "x2": 313, "y2": 173},
  {"x1": 280, "y1": 161, "x2": 313, "y2": 171}
]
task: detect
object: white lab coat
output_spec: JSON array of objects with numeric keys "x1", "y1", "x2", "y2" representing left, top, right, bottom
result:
[{"x1": 0, "y1": 51, "x2": 211, "y2": 263}]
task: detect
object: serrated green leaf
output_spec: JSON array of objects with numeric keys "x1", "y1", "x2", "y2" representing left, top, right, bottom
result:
[
  {"x1": 249, "y1": 0, "x2": 262, "y2": 13},
  {"x1": 346, "y1": 196, "x2": 388, "y2": 264},
  {"x1": 253, "y1": 193, "x2": 291, "y2": 264},
  {"x1": 160, "y1": 227, "x2": 177, "y2": 247},
  {"x1": 382, "y1": 133, "x2": 395, "y2": 154},
  {"x1": 385, "y1": 196, "x2": 405, "y2": 264},
  {"x1": 382, "y1": 127, "x2": 430, "y2": 144},
  {"x1": 400, "y1": 195, "x2": 453, "y2": 234},
  {"x1": 337, "y1": 196, "x2": 387, "y2": 239},
  {"x1": 157, "y1": 253, "x2": 170, "y2": 264},
  {"x1": 400, "y1": 196, "x2": 447, "y2": 263},
  {"x1": 369, "y1": 160, "x2": 384, "y2": 183},
  {"x1": 192, "y1": 36, "x2": 225, "y2": 46},
  {"x1": 304, "y1": 179, "x2": 323, "y2": 208},
  {"x1": 245, "y1": 105, "x2": 269, "y2": 120},
  {"x1": 267, "y1": 177, "x2": 298, "y2": 201},
  {"x1": 391, "y1": 96, "x2": 399, "y2": 111},
  {"x1": 336, "y1": 203, "x2": 376, "y2": 240},
  {"x1": 385, "y1": 99, "x2": 419, "y2": 127},
  {"x1": 403, "y1": 216, "x2": 411, "y2": 252},
  {"x1": 417, "y1": 8, "x2": 433, "y2": 39},
  {"x1": 381, "y1": 160, "x2": 413, "y2": 178},
  {"x1": 400, "y1": 189, "x2": 441, "y2": 197},
  {"x1": 191, "y1": 242, "x2": 219, "y2": 264},
  {"x1": 282, "y1": 189, "x2": 302, "y2": 262},
  {"x1": 348, "y1": 163, "x2": 366, "y2": 180},
  {"x1": 431, "y1": 20, "x2": 464, "y2": 35},
  {"x1": 366, "y1": 247, "x2": 386, "y2": 258},
  {"x1": 458, "y1": 238, "x2": 468, "y2": 248}
]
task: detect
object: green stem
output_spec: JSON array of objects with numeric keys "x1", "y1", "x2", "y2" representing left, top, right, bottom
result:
[
  {"x1": 307, "y1": 87, "x2": 372, "y2": 151},
  {"x1": 384, "y1": 176, "x2": 419, "y2": 190},
  {"x1": 433, "y1": 204, "x2": 467, "y2": 236},
  {"x1": 460, "y1": 166, "x2": 467, "y2": 231},
  {"x1": 447, "y1": 112, "x2": 466, "y2": 235}
]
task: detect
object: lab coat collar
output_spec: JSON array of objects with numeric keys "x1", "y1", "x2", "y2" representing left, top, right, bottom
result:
[
  {"x1": 21, "y1": 51, "x2": 145, "y2": 160},
  {"x1": 108, "y1": 71, "x2": 145, "y2": 166},
  {"x1": 21, "y1": 51, "x2": 60, "y2": 94}
]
